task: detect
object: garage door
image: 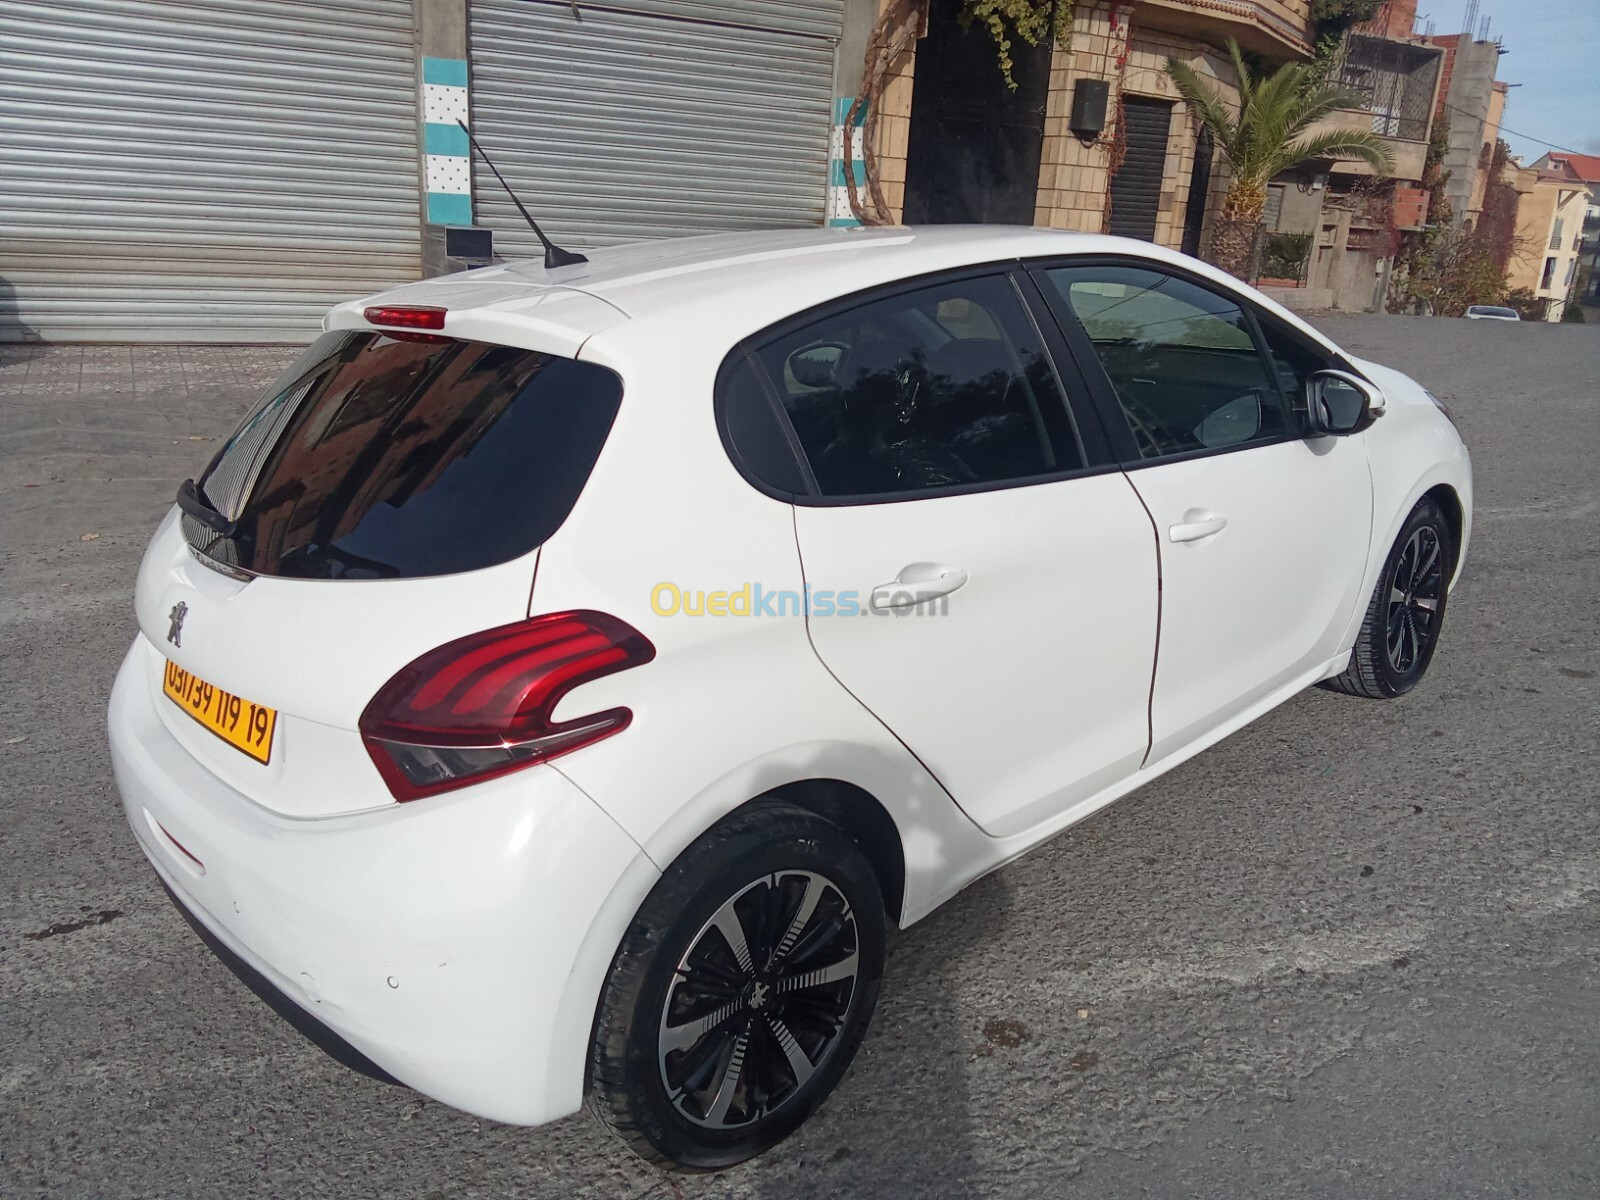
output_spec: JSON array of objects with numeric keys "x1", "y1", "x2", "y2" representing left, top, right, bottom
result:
[
  {"x1": 0, "y1": 0, "x2": 421, "y2": 343},
  {"x1": 469, "y1": 0, "x2": 841, "y2": 257}
]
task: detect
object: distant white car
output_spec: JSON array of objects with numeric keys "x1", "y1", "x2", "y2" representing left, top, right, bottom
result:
[
  {"x1": 1465, "y1": 305, "x2": 1521, "y2": 320},
  {"x1": 109, "y1": 227, "x2": 1472, "y2": 1168}
]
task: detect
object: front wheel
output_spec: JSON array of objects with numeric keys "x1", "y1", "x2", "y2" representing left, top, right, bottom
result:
[
  {"x1": 1323, "y1": 496, "x2": 1453, "y2": 699},
  {"x1": 588, "y1": 801, "x2": 885, "y2": 1169}
]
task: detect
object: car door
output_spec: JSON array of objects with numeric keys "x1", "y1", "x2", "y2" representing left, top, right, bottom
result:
[
  {"x1": 727, "y1": 269, "x2": 1159, "y2": 839},
  {"x1": 1031, "y1": 260, "x2": 1373, "y2": 763}
]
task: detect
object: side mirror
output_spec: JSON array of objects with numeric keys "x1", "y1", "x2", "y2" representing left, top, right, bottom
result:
[
  {"x1": 788, "y1": 342, "x2": 846, "y2": 389},
  {"x1": 1307, "y1": 369, "x2": 1384, "y2": 436}
]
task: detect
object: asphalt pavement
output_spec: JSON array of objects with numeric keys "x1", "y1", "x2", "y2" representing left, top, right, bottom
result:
[{"x1": 2, "y1": 315, "x2": 1596, "y2": 1199}]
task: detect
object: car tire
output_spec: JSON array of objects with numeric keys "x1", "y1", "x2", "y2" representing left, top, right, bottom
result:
[
  {"x1": 1323, "y1": 496, "x2": 1453, "y2": 699},
  {"x1": 587, "y1": 800, "x2": 886, "y2": 1169}
]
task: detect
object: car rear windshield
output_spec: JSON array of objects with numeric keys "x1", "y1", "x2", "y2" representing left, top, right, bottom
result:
[{"x1": 182, "y1": 330, "x2": 622, "y2": 580}]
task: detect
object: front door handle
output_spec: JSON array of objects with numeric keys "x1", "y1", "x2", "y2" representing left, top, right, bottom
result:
[
  {"x1": 1169, "y1": 509, "x2": 1228, "y2": 543},
  {"x1": 870, "y1": 563, "x2": 969, "y2": 610}
]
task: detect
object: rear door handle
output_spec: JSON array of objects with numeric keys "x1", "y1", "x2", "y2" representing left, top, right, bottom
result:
[
  {"x1": 1169, "y1": 510, "x2": 1228, "y2": 543},
  {"x1": 870, "y1": 563, "x2": 969, "y2": 610}
]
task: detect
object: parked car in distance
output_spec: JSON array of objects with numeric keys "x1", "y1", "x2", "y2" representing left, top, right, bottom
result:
[
  {"x1": 109, "y1": 226, "x2": 1472, "y2": 1169},
  {"x1": 1465, "y1": 305, "x2": 1521, "y2": 320}
]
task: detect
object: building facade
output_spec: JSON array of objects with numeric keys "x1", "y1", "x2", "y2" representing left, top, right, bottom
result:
[
  {"x1": 1425, "y1": 32, "x2": 1505, "y2": 230},
  {"x1": 1, "y1": 0, "x2": 1325, "y2": 344},
  {"x1": 859, "y1": 1, "x2": 1317, "y2": 257},
  {"x1": 1245, "y1": 0, "x2": 1442, "y2": 313},
  {"x1": 0, "y1": 0, "x2": 1525, "y2": 343},
  {"x1": 1505, "y1": 165, "x2": 1587, "y2": 321},
  {"x1": 1532, "y1": 152, "x2": 1600, "y2": 304}
]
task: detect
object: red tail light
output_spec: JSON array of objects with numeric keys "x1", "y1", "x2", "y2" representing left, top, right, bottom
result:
[
  {"x1": 364, "y1": 304, "x2": 447, "y2": 330},
  {"x1": 359, "y1": 611, "x2": 655, "y2": 802}
]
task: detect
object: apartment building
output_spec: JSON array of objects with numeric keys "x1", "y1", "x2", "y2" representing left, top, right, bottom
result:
[
  {"x1": 1505, "y1": 165, "x2": 1587, "y2": 320},
  {"x1": 1254, "y1": 0, "x2": 1442, "y2": 311},
  {"x1": 1532, "y1": 152, "x2": 1600, "y2": 303}
]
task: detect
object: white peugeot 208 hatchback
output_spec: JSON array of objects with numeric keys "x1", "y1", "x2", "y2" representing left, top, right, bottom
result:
[{"x1": 109, "y1": 227, "x2": 1471, "y2": 1168}]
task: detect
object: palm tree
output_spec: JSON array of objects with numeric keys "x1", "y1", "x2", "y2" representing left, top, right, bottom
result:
[{"x1": 1166, "y1": 39, "x2": 1396, "y2": 278}]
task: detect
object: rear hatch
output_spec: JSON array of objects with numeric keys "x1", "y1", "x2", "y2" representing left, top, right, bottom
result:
[{"x1": 134, "y1": 327, "x2": 622, "y2": 817}]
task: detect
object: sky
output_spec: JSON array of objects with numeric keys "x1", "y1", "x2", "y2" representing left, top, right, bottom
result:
[{"x1": 1412, "y1": 0, "x2": 1600, "y2": 163}]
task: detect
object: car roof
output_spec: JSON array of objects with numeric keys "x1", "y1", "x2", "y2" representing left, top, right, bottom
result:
[{"x1": 329, "y1": 226, "x2": 1342, "y2": 358}]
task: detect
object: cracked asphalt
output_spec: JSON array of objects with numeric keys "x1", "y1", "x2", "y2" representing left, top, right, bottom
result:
[{"x1": 2, "y1": 314, "x2": 1596, "y2": 1198}]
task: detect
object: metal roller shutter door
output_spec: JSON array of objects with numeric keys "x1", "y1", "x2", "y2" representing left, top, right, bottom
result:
[
  {"x1": 0, "y1": 0, "x2": 421, "y2": 343},
  {"x1": 1108, "y1": 96, "x2": 1174, "y2": 243},
  {"x1": 468, "y1": 0, "x2": 841, "y2": 257}
]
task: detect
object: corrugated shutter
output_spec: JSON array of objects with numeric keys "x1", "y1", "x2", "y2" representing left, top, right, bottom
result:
[
  {"x1": 469, "y1": 0, "x2": 840, "y2": 256},
  {"x1": 1108, "y1": 97, "x2": 1173, "y2": 242},
  {"x1": 0, "y1": 0, "x2": 420, "y2": 343},
  {"x1": 561, "y1": 1, "x2": 843, "y2": 38}
]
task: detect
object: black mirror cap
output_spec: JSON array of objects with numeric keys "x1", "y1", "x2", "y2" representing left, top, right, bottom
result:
[{"x1": 1307, "y1": 369, "x2": 1384, "y2": 437}]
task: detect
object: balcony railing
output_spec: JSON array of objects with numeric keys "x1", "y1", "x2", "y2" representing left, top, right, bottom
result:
[
  {"x1": 1331, "y1": 34, "x2": 1441, "y2": 145},
  {"x1": 1304, "y1": 108, "x2": 1429, "y2": 179},
  {"x1": 1135, "y1": 0, "x2": 1314, "y2": 59}
]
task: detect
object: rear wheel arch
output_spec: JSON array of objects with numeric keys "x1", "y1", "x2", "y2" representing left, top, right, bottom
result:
[{"x1": 750, "y1": 779, "x2": 907, "y2": 928}]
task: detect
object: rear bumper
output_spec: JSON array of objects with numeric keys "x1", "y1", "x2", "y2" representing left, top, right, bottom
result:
[
  {"x1": 109, "y1": 639, "x2": 660, "y2": 1126},
  {"x1": 156, "y1": 875, "x2": 400, "y2": 1085}
]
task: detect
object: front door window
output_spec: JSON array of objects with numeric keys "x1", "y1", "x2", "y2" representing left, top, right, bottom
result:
[{"x1": 1040, "y1": 264, "x2": 1291, "y2": 458}]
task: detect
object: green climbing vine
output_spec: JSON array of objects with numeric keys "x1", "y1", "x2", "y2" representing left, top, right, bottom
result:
[{"x1": 957, "y1": 0, "x2": 1075, "y2": 89}]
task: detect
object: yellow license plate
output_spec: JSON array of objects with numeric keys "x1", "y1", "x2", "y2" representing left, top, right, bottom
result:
[{"x1": 162, "y1": 660, "x2": 277, "y2": 765}]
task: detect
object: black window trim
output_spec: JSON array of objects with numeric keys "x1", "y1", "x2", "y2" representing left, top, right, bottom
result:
[
  {"x1": 1248, "y1": 303, "x2": 1346, "y2": 426},
  {"x1": 713, "y1": 258, "x2": 1123, "y2": 508},
  {"x1": 713, "y1": 349, "x2": 817, "y2": 501},
  {"x1": 1021, "y1": 254, "x2": 1354, "y2": 472}
]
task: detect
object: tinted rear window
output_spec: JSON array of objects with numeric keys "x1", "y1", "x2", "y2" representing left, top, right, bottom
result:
[{"x1": 184, "y1": 331, "x2": 621, "y2": 579}]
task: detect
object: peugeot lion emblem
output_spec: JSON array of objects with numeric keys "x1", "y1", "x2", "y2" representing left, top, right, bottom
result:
[{"x1": 167, "y1": 601, "x2": 188, "y2": 648}]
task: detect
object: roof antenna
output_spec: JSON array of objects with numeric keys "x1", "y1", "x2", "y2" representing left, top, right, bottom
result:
[{"x1": 455, "y1": 119, "x2": 587, "y2": 269}]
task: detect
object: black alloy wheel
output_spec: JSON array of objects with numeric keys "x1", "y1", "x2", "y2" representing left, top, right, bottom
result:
[
  {"x1": 1385, "y1": 522, "x2": 1446, "y2": 675},
  {"x1": 1323, "y1": 495, "x2": 1454, "y2": 699},
  {"x1": 589, "y1": 801, "x2": 885, "y2": 1169}
]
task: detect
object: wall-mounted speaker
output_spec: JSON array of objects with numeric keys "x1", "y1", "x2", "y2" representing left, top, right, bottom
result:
[{"x1": 1070, "y1": 79, "x2": 1110, "y2": 138}]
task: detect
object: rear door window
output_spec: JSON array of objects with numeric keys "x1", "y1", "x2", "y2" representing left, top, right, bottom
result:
[
  {"x1": 746, "y1": 274, "x2": 1083, "y2": 498},
  {"x1": 186, "y1": 331, "x2": 621, "y2": 579}
]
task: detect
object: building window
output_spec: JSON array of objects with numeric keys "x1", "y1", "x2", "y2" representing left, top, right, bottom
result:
[
  {"x1": 1565, "y1": 258, "x2": 1578, "y2": 287},
  {"x1": 1541, "y1": 257, "x2": 1558, "y2": 290},
  {"x1": 1264, "y1": 184, "x2": 1286, "y2": 232},
  {"x1": 1550, "y1": 219, "x2": 1564, "y2": 251}
]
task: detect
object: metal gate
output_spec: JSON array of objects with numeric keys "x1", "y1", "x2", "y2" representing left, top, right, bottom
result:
[
  {"x1": 1108, "y1": 96, "x2": 1174, "y2": 243},
  {"x1": 902, "y1": 0, "x2": 1049, "y2": 226},
  {"x1": 0, "y1": 0, "x2": 421, "y2": 343},
  {"x1": 468, "y1": 0, "x2": 842, "y2": 257}
]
